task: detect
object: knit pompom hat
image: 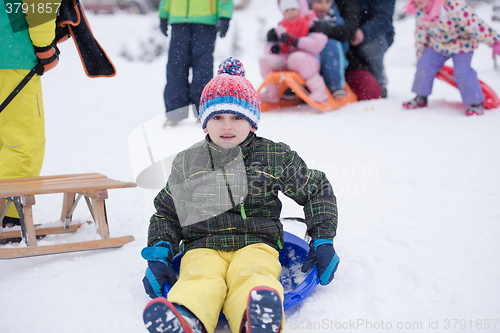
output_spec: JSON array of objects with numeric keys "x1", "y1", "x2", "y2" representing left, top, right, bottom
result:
[{"x1": 199, "y1": 57, "x2": 261, "y2": 130}]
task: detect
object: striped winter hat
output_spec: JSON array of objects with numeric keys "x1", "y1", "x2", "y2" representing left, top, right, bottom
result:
[{"x1": 199, "y1": 57, "x2": 261, "y2": 130}]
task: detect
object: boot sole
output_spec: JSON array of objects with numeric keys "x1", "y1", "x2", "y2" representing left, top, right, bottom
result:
[
  {"x1": 143, "y1": 298, "x2": 193, "y2": 333},
  {"x1": 245, "y1": 287, "x2": 282, "y2": 333}
]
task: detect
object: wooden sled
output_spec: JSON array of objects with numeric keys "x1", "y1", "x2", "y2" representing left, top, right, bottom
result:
[
  {"x1": 257, "y1": 71, "x2": 357, "y2": 112},
  {"x1": 0, "y1": 173, "x2": 136, "y2": 259},
  {"x1": 436, "y1": 65, "x2": 500, "y2": 109}
]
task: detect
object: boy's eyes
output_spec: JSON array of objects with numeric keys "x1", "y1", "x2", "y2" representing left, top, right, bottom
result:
[{"x1": 212, "y1": 115, "x2": 243, "y2": 120}]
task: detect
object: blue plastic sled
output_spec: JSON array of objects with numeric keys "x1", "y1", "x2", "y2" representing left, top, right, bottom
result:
[{"x1": 162, "y1": 231, "x2": 320, "y2": 317}]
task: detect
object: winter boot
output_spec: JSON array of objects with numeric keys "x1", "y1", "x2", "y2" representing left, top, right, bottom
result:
[
  {"x1": 305, "y1": 74, "x2": 328, "y2": 103},
  {"x1": 143, "y1": 298, "x2": 205, "y2": 333},
  {"x1": 2, "y1": 216, "x2": 21, "y2": 228},
  {"x1": 258, "y1": 84, "x2": 280, "y2": 103},
  {"x1": 402, "y1": 95, "x2": 428, "y2": 109},
  {"x1": 281, "y1": 88, "x2": 297, "y2": 101},
  {"x1": 331, "y1": 89, "x2": 347, "y2": 99},
  {"x1": 465, "y1": 103, "x2": 485, "y2": 116},
  {"x1": 241, "y1": 286, "x2": 282, "y2": 333}
]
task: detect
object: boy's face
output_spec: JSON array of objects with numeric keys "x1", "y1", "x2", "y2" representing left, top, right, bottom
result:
[
  {"x1": 311, "y1": 0, "x2": 333, "y2": 19},
  {"x1": 204, "y1": 113, "x2": 255, "y2": 149},
  {"x1": 283, "y1": 8, "x2": 300, "y2": 21}
]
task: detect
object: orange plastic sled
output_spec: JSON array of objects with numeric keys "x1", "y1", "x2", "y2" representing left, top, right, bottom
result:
[
  {"x1": 257, "y1": 71, "x2": 358, "y2": 112},
  {"x1": 436, "y1": 65, "x2": 500, "y2": 109}
]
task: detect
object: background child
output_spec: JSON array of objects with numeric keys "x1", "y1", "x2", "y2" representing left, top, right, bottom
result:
[
  {"x1": 158, "y1": 0, "x2": 233, "y2": 127},
  {"x1": 142, "y1": 57, "x2": 339, "y2": 333},
  {"x1": 403, "y1": 0, "x2": 500, "y2": 116},
  {"x1": 308, "y1": 0, "x2": 357, "y2": 98},
  {"x1": 259, "y1": 0, "x2": 330, "y2": 102}
]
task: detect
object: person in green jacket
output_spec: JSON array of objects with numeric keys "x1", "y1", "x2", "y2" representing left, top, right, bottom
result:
[
  {"x1": 0, "y1": 1, "x2": 60, "y2": 227},
  {"x1": 142, "y1": 58, "x2": 340, "y2": 333},
  {"x1": 158, "y1": 0, "x2": 233, "y2": 127}
]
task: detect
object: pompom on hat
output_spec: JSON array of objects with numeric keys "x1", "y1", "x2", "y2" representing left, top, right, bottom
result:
[{"x1": 199, "y1": 57, "x2": 261, "y2": 130}]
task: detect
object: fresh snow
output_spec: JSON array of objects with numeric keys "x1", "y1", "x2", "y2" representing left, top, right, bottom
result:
[{"x1": 1, "y1": 1, "x2": 500, "y2": 332}]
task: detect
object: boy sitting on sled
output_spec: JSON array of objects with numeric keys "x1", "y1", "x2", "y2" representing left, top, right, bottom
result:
[{"x1": 141, "y1": 57, "x2": 340, "y2": 333}]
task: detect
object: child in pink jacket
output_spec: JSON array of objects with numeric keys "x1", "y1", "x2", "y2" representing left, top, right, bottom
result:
[
  {"x1": 259, "y1": 0, "x2": 329, "y2": 103},
  {"x1": 403, "y1": 0, "x2": 500, "y2": 116}
]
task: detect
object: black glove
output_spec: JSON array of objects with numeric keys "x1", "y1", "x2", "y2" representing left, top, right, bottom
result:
[
  {"x1": 216, "y1": 18, "x2": 230, "y2": 38},
  {"x1": 270, "y1": 44, "x2": 281, "y2": 54},
  {"x1": 280, "y1": 33, "x2": 299, "y2": 47},
  {"x1": 310, "y1": 20, "x2": 331, "y2": 36},
  {"x1": 33, "y1": 42, "x2": 60, "y2": 75},
  {"x1": 301, "y1": 239, "x2": 340, "y2": 285},
  {"x1": 141, "y1": 241, "x2": 177, "y2": 298},
  {"x1": 159, "y1": 18, "x2": 169, "y2": 37},
  {"x1": 267, "y1": 28, "x2": 279, "y2": 42}
]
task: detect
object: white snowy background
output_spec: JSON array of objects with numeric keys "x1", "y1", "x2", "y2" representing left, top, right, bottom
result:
[{"x1": 1, "y1": 0, "x2": 500, "y2": 332}]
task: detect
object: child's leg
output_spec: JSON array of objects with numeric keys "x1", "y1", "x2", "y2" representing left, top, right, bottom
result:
[
  {"x1": 320, "y1": 39, "x2": 347, "y2": 91},
  {"x1": 223, "y1": 243, "x2": 284, "y2": 333},
  {"x1": 288, "y1": 52, "x2": 328, "y2": 102},
  {"x1": 165, "y1": 24, "x2": 192, "y2": 121},
  {"x1": 450, "y1": 52, "x2": 484, "y2": 106},
  {"x1": 259, "y1": 54, "x2": 288, "y2": 78},
  {"x1": 168, "y1": 248, "x2": 228, "y2": 333},
  {"x1": 190, "y1": 24, "x2": 217, "y2": 114},
  {"x1": 411, "y1": 48, "x2": 449, "y2": 97},
  {"x1": 0, "y1": 69, "x2": 45, "y2": 219},
  {"x1": 287, "y1": 51, "x2": 320, "y2": 80},
  {"x1": 258, "y1": 54, "x2": 288, "y2": 103}
]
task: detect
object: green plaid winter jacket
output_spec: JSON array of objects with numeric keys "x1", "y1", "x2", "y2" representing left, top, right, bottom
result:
[{"x1": 147, "y1": 133, "x2": 338, "y2": 253}]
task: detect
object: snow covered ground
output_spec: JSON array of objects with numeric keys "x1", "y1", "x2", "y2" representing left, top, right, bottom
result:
[{"x1": 1, "y1": 1, "x2": 500, "y2": 332}]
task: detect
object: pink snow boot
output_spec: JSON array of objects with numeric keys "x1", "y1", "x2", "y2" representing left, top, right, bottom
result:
[
  {"x1": 258, "y1": 83, "x2": 280, "y2": 103},
  {"x1": 465, "y1": 103, "x2": 485, "y2": 116},
  {"x1": 403, "y1": 95, "x2": 428, "y2": 109},
  {"x1": 241, "y1": 286, "x2": 283, "y2": 333},
  {"x1": 305, "y1": 74, "x2": 328, "y2": 103}
]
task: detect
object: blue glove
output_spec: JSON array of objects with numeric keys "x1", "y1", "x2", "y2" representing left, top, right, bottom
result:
[
  {"x1": 301, "y1": 239, "x2": 339, "y2": 285},
  {"x1": 141, "y1": 241, "x2": 177, "y2": 298},
  {"x1": 159, "y1": 18, "x2": 169, "y2": 37},
  {"x1": 216, "y1": 18, "x2": 230, "y2": 38}
]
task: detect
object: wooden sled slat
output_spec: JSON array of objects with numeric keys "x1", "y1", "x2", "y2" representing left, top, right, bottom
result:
[
  {"x1": 0, "y1": 222, "x2": 91, "y2": 239},
  {"x1": 0, "y1": 235, "x2": 135, "y2": 259}
]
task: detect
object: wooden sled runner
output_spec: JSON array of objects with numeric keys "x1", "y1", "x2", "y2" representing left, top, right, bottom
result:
[
  {"x1": 0, "y1": 173, "x2": 136, "y2": 259},
  {"x1": 257, "y1": 71, "x2": 358, "y2": 112},
  {"x1": 436, "y1": 65, "x2": 500, "y2": 109}
]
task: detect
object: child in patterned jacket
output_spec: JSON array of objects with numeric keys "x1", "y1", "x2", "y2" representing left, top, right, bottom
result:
[
  {"x1": 141, "y1": 58, "x2": 339, "y2": 333},
  {"x1": 403, "y1": 0, "x2": 500, "y2": 116}
]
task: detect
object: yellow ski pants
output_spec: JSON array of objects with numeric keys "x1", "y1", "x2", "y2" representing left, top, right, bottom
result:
[
  {"x1": 168, "y1": 243, "x2": 285, "y2": 333},
  {"x1": 0, "y1": 69, "x2": 45, "y2": 218}
]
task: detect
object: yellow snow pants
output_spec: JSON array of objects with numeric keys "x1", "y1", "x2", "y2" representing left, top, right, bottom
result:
[
  {"x1": 0, "y1": 69, "x2": 45, "y2": 218},
  {"x1": 168, "y1": 243, "x2": 285, "y2": 333}
]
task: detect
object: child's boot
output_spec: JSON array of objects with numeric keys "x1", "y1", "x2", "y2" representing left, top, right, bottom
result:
[
  {"x1": 402, "y1": 95, "x2": 428, "y2": 109},
  {"x1": 465, "y1": 103, "x2": 485, "y2": 116},
  {"x1": 143, "y1": 298, "x2": 205, "y2": 333},
  {"x1": 241, "y1": 286, "x2": 282, "y2": 333},
  {"x1": 258, "y1": 84, "x2": 280, "y2": 103},
  {"x1": 306, "y1": 74, "x2": 328, "y2": 103}
]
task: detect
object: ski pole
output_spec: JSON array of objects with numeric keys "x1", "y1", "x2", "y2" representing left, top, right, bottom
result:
[{"x1": 0, "y1": 64, "x2": 41, "y2": 114}]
